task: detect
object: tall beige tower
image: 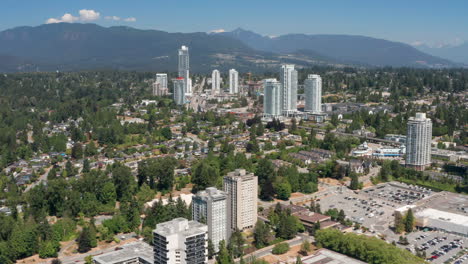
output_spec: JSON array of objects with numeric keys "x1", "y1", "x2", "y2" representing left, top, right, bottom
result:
[{"x1": 223, "y1": 169, "x2": 258, "y2": 231}]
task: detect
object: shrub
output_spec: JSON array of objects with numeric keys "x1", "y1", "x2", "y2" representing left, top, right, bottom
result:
[{"x1": 272, "y1": 242, "x2": 290, "y2": 255}]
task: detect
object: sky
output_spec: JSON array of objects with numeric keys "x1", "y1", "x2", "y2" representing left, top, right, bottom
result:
[{"x1": 1, "y1": 0, "x2": 467, "y2": 47}]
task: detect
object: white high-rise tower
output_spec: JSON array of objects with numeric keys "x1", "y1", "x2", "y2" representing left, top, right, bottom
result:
[
  {"x1": 229, "y1": 69, "x2": 239, "y2": 94},
  {"x1": 406, "y1": 113, "x2": 432, "y2": 171},
  {"x1": 263, "y1": 79, "x2": 282, "y2": 117},
  {"x1": 304, "y1": 74, "x2": 322, "y2": 113},
  {"x1": 153, "y1": 73, "x2": 169, "y2": 96},
  {"x1": 280, "y1": 64, "x2": 298, "y2": 116},
  {"x1": 211, "y1": 69, "x2": 221, "y2": 94},
  {"x1": 178, "y1": 46, "x2": 192, "y2": 95},
  {"x1": 192, "y1": 187, "x2": 229, "y2": 252},
  {"x1": 173, "y1": 77, "x2": 186, "y2": 105}
]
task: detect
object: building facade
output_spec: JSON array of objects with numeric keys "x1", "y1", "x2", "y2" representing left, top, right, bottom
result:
[
  {"x1": 153, "y1": 73, "x2": 169, "y2": 96},
  {"x1": 406, "y1": 113, "x2": 432, "y2": 171},
  {"x1": 153, "y1": 218, "x2": 208, "y2": 264},
  {"x1": 192, "y1": 187, "x2": 229, "y2": 252},
  {"x1": 304, "y1": 74, "x2": 322, "y2": 113},
  {"x1": 263, "y1": 78, "x2": 282, "y2": 117},
  {"x1": 211, "y1": 69, "x2": 221, "y2": 94},
  {"x1": 280, "y1": 64, "x2": 298, "y2": 116},
  {"x1": 178, "y1": 46, "x2": 192, "y2": 95},
  {"x1": 173, "y1": 78, "x2": 186, "y2": 105},
  {"x1": 223, "y1": 169, "x2": 258, "y2": 231},
  {"x1": 229, "y1": 69, "x2": 239, "y2": 94}
]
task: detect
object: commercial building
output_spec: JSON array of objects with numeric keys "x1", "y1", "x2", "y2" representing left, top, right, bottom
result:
[
  {"x1": 223, "y1": 169, "x2": 258, "y2": 231},
  {"x1": 93, "y1": 242, "x2": 153, "y2": 264},
  {"x1": 153, "y1": 73, "x2": 169, "y2": 96},
  {"x1": 178, "y1": 46, "x2": 192, "y2": 95},
  {"x1": 173, "y1": 78, "x2": 186, "y2": 105},
  {"x1": 415, "y1": 208, "x2": 468, "y2": 236},
  {"x1": 406, "y1": 113, "x2": 432, "y2": 170},
  {"x1": 153, "y1": 218, "x2": 208, "y2": 264},
  {"x1": 280, "y1": 64, "x2": 298, "y2": 116},
  {"x1": 304, "y1": 74, "x2": 322, "y2": 113},
  {"x1": 212, "y1": 69, "x2": 221, "y2": 94},
  {"x1": 192, "y1": 187, "x2": 229, "y2": 252},
  {"x1": 263, "y1": 78, "x2": 282, "y2": 117},
  {"x1": 229, "y1": 69, "x2": 239, "y2": 94}
]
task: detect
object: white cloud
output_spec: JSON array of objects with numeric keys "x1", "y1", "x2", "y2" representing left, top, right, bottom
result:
[
  {"x1": 105, "y1": 16, "x2": 121, "y2": 21},
  {"x1": 208, "y1": 29, "x2": 225, "y2": 34},
  {"x1": 46, "y1": 9, "x2": 100, "y2": 24},
  {"x1": 78, "y1": 9, "x2": 100, "y2": 21},
  {"x1": 124, "y1": 17, "x2": 136, "y2": 22},
  {"x1": 411, "y1": 41, "x2": 425, "y2": 47}
]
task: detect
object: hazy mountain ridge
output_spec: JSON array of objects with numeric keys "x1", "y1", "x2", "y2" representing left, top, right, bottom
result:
[
  {"x1": 415, "y1": 43, "x2": 468, "y2": 64},
  {"x1": 0, "y1": 23, "x2": 457, "y2": 72},
  {"x1": 219, "y1": 28, "x2": 455, "y2": 68}
]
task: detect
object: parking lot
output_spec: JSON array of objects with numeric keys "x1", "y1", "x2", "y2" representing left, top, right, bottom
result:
[
  {"x1": 402, "y1": 231, "x2": 468, "y2": 263},
  {"x1": 317, "y1": 187, "x2": 395, "y2": 233},
  {"x1": 363, "y1": 182, "x2": 433, "y2": 207}
]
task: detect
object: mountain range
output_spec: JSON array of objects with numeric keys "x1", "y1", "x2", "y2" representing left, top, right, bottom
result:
[
  {"x1": 0, "y1": 23, "x2": 460, "y2": 72},
  {"x1": 415, "y1": 43, "x2": 468, "y2": 64}
]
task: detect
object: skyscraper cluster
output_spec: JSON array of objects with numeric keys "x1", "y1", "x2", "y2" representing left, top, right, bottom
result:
[
  {"x1": 153, "y1": 169, "x2": 258, "y2": 264},
  {"x1": 263, "y1": 64, "x2": 322, "y2": 117},
  {"x1": 406, "y1": 112, "x2": 432, "y2": 171}
]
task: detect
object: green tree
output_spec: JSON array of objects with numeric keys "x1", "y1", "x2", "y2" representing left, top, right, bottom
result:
[
  {"x1": 38, "y1": 241, "x2": 58, "y2": 258},
  {"x1": 77, "y1": 227, "x2": 94, "y2": 253},
  {"x1": 349, "y1": 172, "x2": 360, "y2": 190},
  {"x1": 300, "y1": 240, "x2": 311, "y2": 255},
  {"x1": 275, "y1": 181, "x2": 292, "y2": 200},
  {"x1": 191, "y1": 161, "x2": 219, "y2": 192},
  {"x1": 216, "y1": 240, "x2": 232, "y2": 264},
  {"x1": 208, "y1": 239, "x2": 215, "y2": 259},
  {"x1": 253, "y1": 221, "x2": 270, "y2": 248},
  {"x1": 272, "y1": 243, "x2": 290, "y2": 255},
  {"x1": 405, "y1": 209, "x2": 415, "y2": 233},
  {"x1": 71, "y1": 143, "x2": 84, "y2": 159},
  {"x1": 256, "y1": 159, "x2": 276, "y2": 200}
]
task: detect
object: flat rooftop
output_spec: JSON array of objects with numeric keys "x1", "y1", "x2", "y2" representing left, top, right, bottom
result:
[
  {"x1": 93, "y1": 242, "x2": 153, "y2": 264},
  {"x1": 302, "y1": 248, "x2": 367, "y2": 264},
  {"x1": 416, "y1": 208, "x2": 468, "y2": 227}
]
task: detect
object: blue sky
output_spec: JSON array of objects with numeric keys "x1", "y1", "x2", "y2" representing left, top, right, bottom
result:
[{"x1": 1, "y1": 0, "x2": 467, "y2": 46}]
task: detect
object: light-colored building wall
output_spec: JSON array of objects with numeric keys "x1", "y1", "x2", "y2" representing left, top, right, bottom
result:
[
  {"x1": 192, "y1": 187, "x2": 229, "y2": 252},
  {"x1": 229, "y1": 69, "x2": 239, "y2": 94},
  {"x1": 406, "y1": 113, "x2": 432, "y2": 171},
  {"x1": 223, "y1": 169, "x2": 258, "y2": 231},
  {"x1": 173, "y1": 78, "x2": 186, "y2": 105},
  {"x1": 280, "y1": 64, "x2": 298, "y2": 116},
  {"x1": 304, "y1": 74, "x2": 322, "y2": 113},
  {"x1": 263, "y1": 78, "x2": 282, "y2": 117},
  {"x1": 153, "y1": 218, "x2": 208, "y2": 264},
  {"x1": 212, "y1": 69, "x2": 221, "y2": 94},
  {"x1": 178, "y1": 46, "x2": 191, "y2": 95},
  {"x1": 154, "y1": 73, "x2": 169, "y2": 96}
]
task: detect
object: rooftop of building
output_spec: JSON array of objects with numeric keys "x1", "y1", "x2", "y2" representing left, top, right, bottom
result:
[
  {"x1": 225, "y1": 169, "x2": 256, "y2": 179},
  {"x1": 93, "y1": 242, "x2": 153, "y2": 264},
  {"x1": 416, "y1": 208, "x2": 468, "y2": 227},
  {"x1": 301, "y1": 248, "x2": 367, "y2": 264},
  {"x1": 195, "y1": 187, "x2": 227, "y2": 201},
  {"x1": 154, "y1": 218, "x2": 207, "y2": 238}
]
